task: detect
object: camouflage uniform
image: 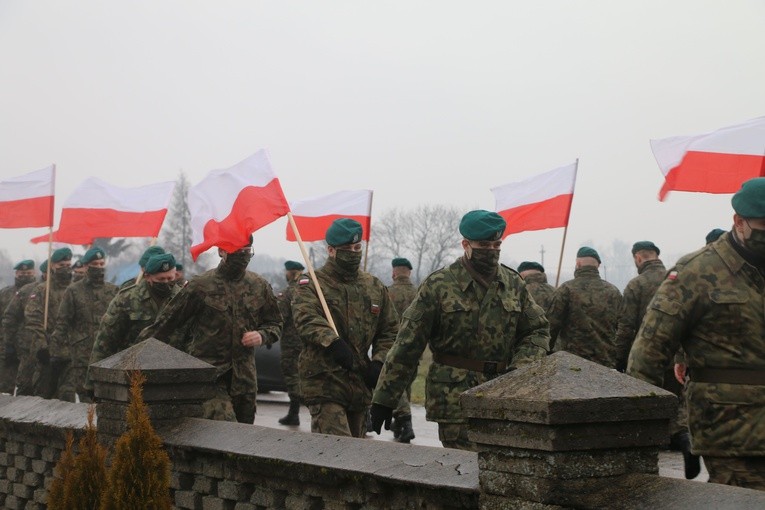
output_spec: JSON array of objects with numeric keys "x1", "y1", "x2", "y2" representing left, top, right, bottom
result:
[
  {"x1": 0, "y1": 280, "x2": 33, "y2": 392},
  {"x1": 277, "y1": 279, "x2": 301, "y2": 401},
  {"x1": 547, "y1": 266, "x2": 622, "y2": 368},
  {"x1": 628, "y1": 233, "x2": 765, "y2": 489},
  {"x1": 387, "y1": 274, "x2": 418, "y2": 418},
  {"x1": 292, "y1": 257, "x2": 398, "y2": 438},
  {"x1": 49, "y1": 274, "x2": 117, "y2": 402},
  {"x1": 522, "y1": 272, "x2": 556, "y2": 312},
  {"x1": 138, "y1": 265, "x2": 282, "y2": 424},
  {"x1": 373, "y1": 258, "x2": 549, "y2": 450},
  {"x1": 2, "y1": 281, "x2": 39, "y2": 395}
]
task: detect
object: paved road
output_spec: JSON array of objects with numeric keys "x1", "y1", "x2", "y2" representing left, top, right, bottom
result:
[{"x1": 255, "y1": 392, "x2": 708, "y2": 482}]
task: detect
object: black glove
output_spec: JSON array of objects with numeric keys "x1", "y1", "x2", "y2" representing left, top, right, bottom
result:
[
  {"x1": 4, "y1": 345, "x2": 18, "y2": 367},
  {"x1": 36, "y1": 348, "x2": 50, "y2": 365},
  {"x1": 369, "y1": 403, "x2": 394, "y2": 434},
  {"x1": 326, "y1": 339, "x2": 354, "y2": 370},
  {"x1": 364, "y1": 360, "x2": 383, "y2": 389}
]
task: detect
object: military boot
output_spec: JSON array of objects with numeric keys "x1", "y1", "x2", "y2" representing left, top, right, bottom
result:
[
  {"x1": 278, "y1": 399, "x2": 301, "y2": 426},
  {"x1": 671, "y1": 430, "x2": 701, "y2": 479},
  {"x1": 390, "y1": 417, "x2": 402, "y2": 439},
  {"x1": 395, "y1": 414, "x2": 415, "y2": 443}
]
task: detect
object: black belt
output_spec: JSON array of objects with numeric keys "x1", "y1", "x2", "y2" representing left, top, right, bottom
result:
[
  {"x1": 690, "y1": 367, "x2": 765, "y2": 385},
  {"x1": 432, "y1": 352, "x2": 507, "y2": 377}
]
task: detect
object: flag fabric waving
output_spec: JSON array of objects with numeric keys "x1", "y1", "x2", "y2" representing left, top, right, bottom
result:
[
  {"x1": 286, "y1": 189, "x2": 373, "y2": 242},
  {"x1": 189, "y1": 150, "x2": 290, "y2": 260},
  {"x1": 0, "y1": 165, "x2": 55, "y2": 228},
  {"x1": 651, "y1": 116, "x2": 765, "y2": 201},
  {"x1": 31, "y1": 178, "x2": 175, "y2": 244},
  {"x1": 491, "y1": 162, "x2": 578, "y2": 238}
]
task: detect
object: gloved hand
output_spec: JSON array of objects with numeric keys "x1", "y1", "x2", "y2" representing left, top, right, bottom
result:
[
  {"x1": 36, "y1": 348, "x2": 50, "y2": 365},
  {"x1": 364, "y1": 360, "x2": 383, "y2": 389},
  {"x1": 326, "y1": 339, "x2": 354, "y2": 370},
  {"x1": 369, "y1": 403, "x2": 394, "y2": 434}
]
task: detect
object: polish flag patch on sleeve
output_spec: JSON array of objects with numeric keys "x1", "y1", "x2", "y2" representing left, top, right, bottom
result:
[
  {"x1": 298, "y1": 277, "x2": 310, "y2": 286},
  {"x1": 667, "y1": 271, "x2": 678, "y2": 281}
]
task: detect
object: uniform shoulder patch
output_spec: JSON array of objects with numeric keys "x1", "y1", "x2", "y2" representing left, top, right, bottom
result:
[
  {"x1": 298, "y1": 277, "x2": 310, "y2": 286},
  {"x1": 370, "y1": 304, "x2": 380, "y2": 315},
  {"x1": 667, "y1": 270, "x2": 678, "y2": 281}
]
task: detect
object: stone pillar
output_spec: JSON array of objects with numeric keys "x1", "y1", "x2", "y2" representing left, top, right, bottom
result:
[
  {"x1": 462, "y1": 351, "x2": 677, "y2": 509},
  {"x1": 89, "y1": 338, "x2": 216, "y2": 443}
]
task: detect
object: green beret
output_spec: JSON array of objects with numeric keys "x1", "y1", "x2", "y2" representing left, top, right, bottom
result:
[
  {"x1": 81, "y1": 247, "x2": 105, "y2": 264},
  {"x1": 631, "y1": 241, "x2": 660, "y2": 256},
  {"x1": 459, "y1": 210, "x2": 506, "y2": 241},
  {"x1": 576, "y1": 246, "x2": 601, "y2": 263},
  {"x1": 706, "y1": 228, "x2": 726, "y2": 244},
  {"x1": 144, "y1": 253, "x2": 176, "y2": 275},
  {"x1": 326, "y1": 218, "x2": 363, "y2": 247},
  {"x1": 13, "y1": 260, "x2": 34, "y2": 271},
  {"x1": 73, "y1": 259, "x2": 84, "y2": 269},
  {"x1": 391, "y1": 257, "x2": 412, "y2": 269},
  {"x1": 732, "y1": 177, "x2": 765, "y2": 218},
  {"x1": 51, "y1": 247, "x2": 73, "y2": 263},
  {"x1": 517, "y1": 261, "x2": 544, "y2": 273},
  {"x1": 139, "y1": 246, "x2": 165, "y2": 268},
  {"x1": 40, "y1": 260, "x2": 48, "y2": 273},
  {"x1": 284, "y1": 260, "x2": 304, "y2": 271},
  {"x1": 175, "y1": 264, "x2": 184, "y2": 271}
]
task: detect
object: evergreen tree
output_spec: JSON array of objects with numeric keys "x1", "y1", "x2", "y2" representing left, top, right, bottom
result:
[
  {"x1": 64, "y1": 406, "x2": 108, "y2": 509},
  {"x1": 47, "y1": 433, "x2": 76, "y2": 510}
]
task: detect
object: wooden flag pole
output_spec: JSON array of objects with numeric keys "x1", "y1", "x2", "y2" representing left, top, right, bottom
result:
[
  {"x1": 287, "y1": 212, "x2": 338, "y2": 336},
  {"x1": 42, "y1": 227, "x2": 53, "y2": 330},
  {"x1": 362, "y1": 191, "x2": 374, "y2": 272},
  {"x1": 555, "y1": 158, "x2": 579, "y2": 287}
]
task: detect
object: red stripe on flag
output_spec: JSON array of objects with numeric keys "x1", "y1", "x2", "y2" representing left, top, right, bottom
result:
[
  {"x1": 659, "y1": 151, "x2": 765, "y2": 201},
  {"x1": 287, "y1": 214, "x2": 371, "y2": 242},
  {"x1": 191, "y1": 179, "x2": 290, "y2": 259},
  {"x1": 0, "y1": 196, "x2": 54, "y2": 228},
  {"x1": 31, "y1": 207, "x2": 168, "y2": 244},
  {"x1": 498, "y1": 194, "x2": 573, "y2": 237}
]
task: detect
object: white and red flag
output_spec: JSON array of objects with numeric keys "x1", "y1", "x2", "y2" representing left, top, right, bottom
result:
[
  {"x1": 0, "y1": 165, "x2": 55, "y2": 228},
  {"x1": 286, "y1": 189, "x2": 372, "y2": 242},
  {"x1": 189, "y1": 150, "x2": 290, "y2": 260},
  {"x1": 652, "y1": 116, "x2": 765, "y2": 201},
  {"x1": 31, "y1": 178, "x2": 175, "y2": 244},
  {"x1": 491, "y1": 162, "x2": 578, "y2": 238}
]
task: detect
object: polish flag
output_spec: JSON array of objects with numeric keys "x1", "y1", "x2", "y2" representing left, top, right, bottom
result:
[
  {"x1": 189, "y1": 150, "x2": 290, "y2": 260},
  {"x1": 286, "y1": 190, "x2": 372, "y2": 242},
  {"x1": 652, "y1": 117, "x2": 765, "y2": 201},
  {"x1": 0, "y1": 166, "x2": 55, "y2": 228},
  {"x1": 491, "y1": 162, "x2": 578, "y2": 238},
  {"x1": 31, "y1": 178, "x2": 175, "y2": 244}
]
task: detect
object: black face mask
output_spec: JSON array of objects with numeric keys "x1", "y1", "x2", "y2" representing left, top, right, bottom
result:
[
  {"x1": 149, "y1": 281, "x2": 174, "y2": 298},
  {"x1": 54, "y1": 266, "x2": 72, "y2": 285},
  {"x1": 15, "y1": 275, "x2": 35, "y2": 288},
  {"x1": 334, "y1": 250, "x2": 362, "y2": 274},
  {"x1": 72, "y1": 272, "x2": 85, "y2": 283},
  {"x1": 87, "y1": 266, "x2": 105, "y2": 283},
  {"x1": 220, "y1": 251, "x2": 252, "y2": 280},
  {"x1": 745, "y1": 226, "x2": 765, "y2": 258},
  {"x1": 469, "y1": 248, "x2": 500, "y2": 277}
]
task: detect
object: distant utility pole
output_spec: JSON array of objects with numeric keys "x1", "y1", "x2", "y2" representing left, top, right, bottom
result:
[{"x1": 540, "y1": 245, "x2": 545, "y2": 267}]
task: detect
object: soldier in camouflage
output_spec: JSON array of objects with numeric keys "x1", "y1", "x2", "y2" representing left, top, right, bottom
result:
[
  {"x1": 71, "y1": 259, "x2": 87, "y2": 283},
  {"x1": 386, "y1": 257, "x2": 417, "y2": 443},
  {"x1": 174, "y1": 263, "x2": 187, "y2": 287},
  {"x1": 517, "y1": 261, "x2": 555, "y2": 312},
  {"x1": 547, "y1": 247, "x2": 622, "y2": 369},
  {"x1": 292, "y1": 219, "x2": 398, "y2": 438},
  {"x1": 23, "y1": 247, "x2": 73, "y2": 399},
  {"x1": 3, "y1": 261, "x2": 47, "y2": 396},
  {"x1": 49, "y1": 247, "x2": 118, "y2": 402},
  {"x1": 0, "y1": 260, "x2": 37, "y2": 393},
  {"x1": 628, "y1": 177, "x2": 765, "y2": 490},
  {"x1": 120, "y1": 245, "x2": 165, "y2": 290},
  {"x1": 139, "y1": 237, "x2": 282, "y2": 424},
  {"x1": 277, "y1": 260, "x2": 305, "y2": 426},
  {"x1": 371, "y1": 210, "x2": 550, "y2": 450},
  {"x1": 706, "y1": 228, "x2": 726, "y2": 245}
]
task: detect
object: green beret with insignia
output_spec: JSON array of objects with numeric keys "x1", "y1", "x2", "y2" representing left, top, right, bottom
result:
[
  {"x1": 145, "y1": 253, "x2": 176, "y2": 275},
  {"x1": 51, "y1": 247, "x2": 73, "y2": 263},
  {"x1": 40, "y1": 260, "x2": 48, "y2": 273},
  {"x1": 391, "y1": 257, "x2": 412, "y2": 269},
  {"x1": 326, "y1": 218, "x2": 363, "y2": 247},
  {"x1": 732, "y1": 177, "x2": 765, "y2": 218},
  {"x1": 139, "y1": 246, "x2": 165, "y2": 268},
  {"x1": 13, "y1": 260, "x2": 34, "y2": 271},
  {"x1": 631, "y1": 241, "x2": 660, "y2": 256},
  {"x1": 459, "y1": 210, "x2": 506, "y2": 241},
  {"x1": 284, "y1": 260, "x2": 305, "y2": 271},
  {"x1": 576, "y1": 246, "x2": 601, "y2": 263},
  {"x1": 81, "y1": 247, "x2": 105, "y2": 264},
  {"x1": 175, "y1": 264, "x2": 184, "y2": 271},
  {"x1": 518, "y1": 261, "x2": 544, "y2": 273},
  {"x1": 73, "y1": 259, "x2": 84, "y2": 269},
  {"x1": 706, "y1": 228, "x2": 725, "y2": 244}
]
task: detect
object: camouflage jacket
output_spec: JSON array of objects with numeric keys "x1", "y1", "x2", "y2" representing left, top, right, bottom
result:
[
  {"x1": 387, "y1": 275, "x2": 417, "y2": 318},
  {"x1": 24, "y1": 279, "x2": 71, "y2": 356},
  {"x1": 50, "y1": 276, "x2": 118, "y2": 367},
  {"x1": 373, "y1": 258, "x2": 549, "y2": 423},
  {"x1": 613, "y1": 259, "x2": 666, "y2": 368},
  {"x1": 138, "y1": 266, "x2": 282, "y2": 396},
  {"x1": 0, "y1": 281, "x2": 28, "y2": 357},
  {"x1": 523, "y1": 272, "x2": 556, "y2": 312},
  {"x1": 292, "y1": 258, "x2": 398, "y2": 409},
  {"x1": 277, "y1": 279, "x2": 300, "y2": 352},
  {"x1": 2, "y1": 280, "x2": 39, "y2": 355},
  {"x1": 628, "y1": 233, "x2": 765, "y2": 456},
  {"x1": 547, "y1": 266, "x2": 622, "y2": 368}
]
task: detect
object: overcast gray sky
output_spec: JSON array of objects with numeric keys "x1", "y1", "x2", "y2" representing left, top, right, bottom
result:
[{"x1": 2, "y1": 1, "x2": 765, "y2": 277}]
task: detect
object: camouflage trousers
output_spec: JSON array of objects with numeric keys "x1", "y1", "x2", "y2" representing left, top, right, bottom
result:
[
  {"x1": 0, "y1": 358, "x2": 19, "y2": 394},
  {"x1": 704, "y1": 456, "x2": 765, "y2": 490},
  {"x1": 33, "y1": 360, "x2": 69, "y2": 400},
  {"x1": 308, "y1": 402, "x2": 366, "y2": 438},
  {"x1": 437, "y1": 422, "x2": 479, "y2": 452},
  {"x1": 393, "y1": 385, "x2": 412, "y2": 418},
  {"x1": 279, "y1": 347, "x2": 302, "y2": 400},
  {"x1": 201, "y1": 380, "x2": 256, "y2": 424},
  {"x1": 14, "y1": 349, "x2": 36, "y2": 396}
]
